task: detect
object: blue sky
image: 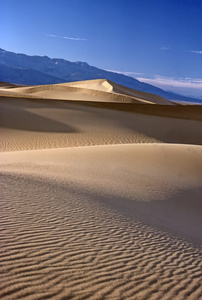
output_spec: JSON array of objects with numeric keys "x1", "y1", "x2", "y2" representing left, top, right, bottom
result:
[{"x1": 1, "y1": 0, "x2": 202, "y2": 98}]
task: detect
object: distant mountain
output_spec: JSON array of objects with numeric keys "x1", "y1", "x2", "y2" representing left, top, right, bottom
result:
[
  {"x1": 0, "y1": 48, "x2": 200, "y2": 103},
  {"x1": 0, "y1": 64, "x2": 66, "y2": 86}
]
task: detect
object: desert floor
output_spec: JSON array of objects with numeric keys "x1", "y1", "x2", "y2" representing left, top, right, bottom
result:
[{"x1": 0, "y1": 80, "x2": 202, "y2": 299}]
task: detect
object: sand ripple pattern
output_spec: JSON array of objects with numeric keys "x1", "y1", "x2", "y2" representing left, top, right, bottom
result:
[
  {"x1": 1, "y1": 173, "x2": 202, "y2": 300},
  {"x1": 1, "y1": 82, "x2": 202, "y2": 299},
  {"x1": 0, "y1": 130, "x2": 159, "y2": 152}
]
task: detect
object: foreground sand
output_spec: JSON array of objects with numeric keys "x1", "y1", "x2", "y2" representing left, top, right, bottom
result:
[{"x1": 0, "y1": 80, "x2": 202, "y2": 299}]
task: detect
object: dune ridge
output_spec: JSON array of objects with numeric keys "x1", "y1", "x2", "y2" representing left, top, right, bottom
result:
[
  {"x1": 0, "y1": 79, "x2": 202, "y2": 299},
  {"x1": 65, "y1": 79, "x2": 173, "y2": 105},
  {"x1": 0, "y1": 79, "x2": 173, "y2": 105}
]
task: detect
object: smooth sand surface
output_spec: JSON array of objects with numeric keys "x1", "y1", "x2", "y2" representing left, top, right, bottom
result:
[
  {"x1": 0, "y1": 79, "x2": 173, "y2": 104},
  {"x1": 0, "y1": 79, "x2": 202, "y2": 299},
  {"x1": 1, "y1": 96, "x2": 202, "y2": 152}
]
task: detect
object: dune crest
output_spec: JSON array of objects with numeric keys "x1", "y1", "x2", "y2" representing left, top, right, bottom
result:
[{"x1": 0, "y1": 78, "x2": 173, "y2": 104}]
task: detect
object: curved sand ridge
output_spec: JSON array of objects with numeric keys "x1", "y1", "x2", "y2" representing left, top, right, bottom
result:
[
  {"x1": 66, "y1": 79, "x2": 173, "y2": 105},
  {"x1": 0, "y1": 144, "x2": 202, "y2": 300},
  {"x1": 0, "y1": 79, "x2": 173, "y2": 105},
  {"x1": 0, "y1": 79, "x2": 202, "y2": 299}
]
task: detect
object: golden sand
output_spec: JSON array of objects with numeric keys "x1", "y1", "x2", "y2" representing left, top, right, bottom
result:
[{"x1": 0, "y1": 80, "x2": 202, "y2": 299}]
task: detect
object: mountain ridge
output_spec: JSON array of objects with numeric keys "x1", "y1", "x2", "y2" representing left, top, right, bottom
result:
[{"x1": 0, "y1": 48, "x2": 201, "y2": 103}]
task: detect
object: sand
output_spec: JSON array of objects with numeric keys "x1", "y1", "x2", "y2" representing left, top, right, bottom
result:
[
  {"x1": 0, "y1": 79, "x2": 202, "y2": 299},
  {"x1": 0, "y1": 79, "x2": 173, "y2": 104}
]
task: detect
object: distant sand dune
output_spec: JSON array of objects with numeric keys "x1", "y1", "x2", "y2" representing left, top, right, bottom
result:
[
  {"x1": 65, "y1": 79, "x2": 173, "y2": 105},
  {"x1": 0, "y1": 79, "x2": 173, "y2": 104},
  {"x1": 0, "y1": 79, "x2": 202, "y2": 299},
  {"x1": 0, "y1": 81, "x2": 24, "y2": 87}
]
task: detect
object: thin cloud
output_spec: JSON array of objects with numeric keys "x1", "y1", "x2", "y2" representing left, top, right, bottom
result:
[
  {"x1": 160, "y1": 46, "x2": 170, "y2": 50},
  {"x1": 190, "y1": 50, "x2": 202, "y2": 54},
  {"x1": 137, "y1": 75, "x2": 202, "y2": 99},
  {"x1": 105, "y1": 70, "x2": 144, "y2": 76},
  {"x1": 45, "y1": 34, "x2": 88, "y2": 41},
  {"x1": 137, "y1": 76, "x2": 202, "y2": 90}
]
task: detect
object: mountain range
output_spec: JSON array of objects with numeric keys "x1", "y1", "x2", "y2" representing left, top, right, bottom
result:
[{"x1": 0, "y1": 48, "x2": 200, "y2": 103}]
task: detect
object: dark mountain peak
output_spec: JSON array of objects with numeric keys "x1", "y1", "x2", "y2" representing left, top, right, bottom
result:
[{"x1": 75, "y1": 61, "x2": 90, "y2": 67}]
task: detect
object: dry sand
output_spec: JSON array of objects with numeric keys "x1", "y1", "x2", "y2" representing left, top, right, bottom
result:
[
  {"x1": 0, "y1": 79, "x2": 173, "y2": 104},
  {"x1": 0, "y1": 79, "x2": 202, "y2": 299}
]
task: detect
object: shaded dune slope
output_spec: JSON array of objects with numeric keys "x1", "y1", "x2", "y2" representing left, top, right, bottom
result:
[
  {"x1": 0, "y1": 82, "x2": 22, "y2": 88},
  {"x1": 0, "y1": 96, "x2": 202, "y2": 151}
]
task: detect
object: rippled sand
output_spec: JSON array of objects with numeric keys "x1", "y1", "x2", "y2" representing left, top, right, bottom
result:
[{"x1": 0, "y1": 80, "x2": 202, "y2": 299}]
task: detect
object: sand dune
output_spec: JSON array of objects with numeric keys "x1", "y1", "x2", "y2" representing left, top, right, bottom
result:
[
  {"x1": 1, "y1": 143, "x2": 202, "y2": 240},
  {"x1": 0, "y1": 79, "x2": 173, "y2": 104},
  {"x1": 0, "y1": 82, "x2": 25, "y2": 88},
  {"x1": 1, "y1": 95, "x2": 202, "y2": 152},
  {"x1": 0, "y1": 79, "x2": 202, "y2": 299},
  {"x1": 1, "y1": 144, "x2": 202, "y2": 299},
  {"x1": 66, "y1": 79, "x2": 173, "y2": 105}
]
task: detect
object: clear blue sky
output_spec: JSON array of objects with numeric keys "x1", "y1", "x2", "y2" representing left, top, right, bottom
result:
[{"x1": 1, "y1": 0, "x2": 202, "y2": 97}]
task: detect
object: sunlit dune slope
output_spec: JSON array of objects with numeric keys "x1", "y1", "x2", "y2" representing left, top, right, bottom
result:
[
  {"x1": 1, "y1": 143, "x2": 202, "y2": 300},
  {"x1": 65, "y1": 79, "x2": 173, "y2": 105},
  {"x1": 1, "y1": 143, "x2": 202, "y2": 241},
  {"x1": 0, "y1": 79, "x2": 173, "y2": 104}
]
